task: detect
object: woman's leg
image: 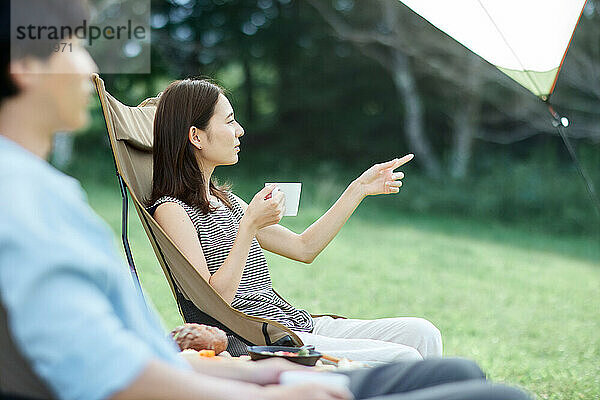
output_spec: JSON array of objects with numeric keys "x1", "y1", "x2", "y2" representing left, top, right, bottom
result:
[
  {"x1": 294, "y1": 330, "x2": 423, "y2": 363},
  {"x1": 344, "y1": 358, "x2": 530, "y2": 400},
  {"x1": 312, "y1": 316, "x2": 443, "y2": 358}
]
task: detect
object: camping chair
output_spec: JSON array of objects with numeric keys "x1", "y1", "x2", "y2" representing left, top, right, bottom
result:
[{"x1": 92, "y1": 73, "x2": 310, "y2": 355}]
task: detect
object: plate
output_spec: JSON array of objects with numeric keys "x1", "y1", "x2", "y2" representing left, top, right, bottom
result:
[{"x1": 247, "y1": 346, "x2": 322, "y2": 366}]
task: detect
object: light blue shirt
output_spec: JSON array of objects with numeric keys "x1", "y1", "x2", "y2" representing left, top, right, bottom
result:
[{"x1": 0, "y1": 136, "x2": 189, "y2": 400}]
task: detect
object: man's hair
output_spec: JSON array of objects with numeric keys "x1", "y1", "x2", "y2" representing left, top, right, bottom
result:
[{"x1": 0, "y1": 0, "x2": 90, "y2": 105}]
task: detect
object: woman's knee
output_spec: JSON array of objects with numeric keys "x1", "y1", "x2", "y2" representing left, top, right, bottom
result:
[
  {"x1": 404, "y1": 317, "x2": 443, "y2": 352},
  {"x1": 390, "y1": 345, "x2": 423, "y2": 361},
  {"x1": 412, "y1": 318, "x2": 442, "y2": 339}
]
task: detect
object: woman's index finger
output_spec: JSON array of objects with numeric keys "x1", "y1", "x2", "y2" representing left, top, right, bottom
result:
[
  {"x1": 381, "y1": 154, "x2": 414, "y2": 172},
  {"x1": 378, "y1": 159, "x2": 398, "y2": 168},
  {"x1": 396, "y1": 153, "x2": 414, "y2": 167}
]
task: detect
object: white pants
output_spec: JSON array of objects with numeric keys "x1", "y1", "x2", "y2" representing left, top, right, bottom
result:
[{"x1": 295, "y1": 316, "x2": 442, "y2": 364}]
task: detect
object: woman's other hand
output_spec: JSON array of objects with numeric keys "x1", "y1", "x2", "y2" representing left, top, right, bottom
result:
[
  {"x1": 355, "y1": 154, "x2": 414, "y2": 197},
  {"x1": 241, "y1": 185, "x2": 285, "y2": 233}
]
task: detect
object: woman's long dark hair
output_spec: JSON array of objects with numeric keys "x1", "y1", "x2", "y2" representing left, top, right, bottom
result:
[{"x1": 148, "y1": 79, "x2": 232, "y2": 213}]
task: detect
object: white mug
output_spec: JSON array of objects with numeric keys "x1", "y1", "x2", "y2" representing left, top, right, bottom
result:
[{"x1": 264, "y1": 182, "x2": 301, "y2": 217}]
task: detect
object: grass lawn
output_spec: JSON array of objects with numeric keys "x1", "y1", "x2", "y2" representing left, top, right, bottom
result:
[{"x1": 81, "y1": 177, "x2": 599, "y2": 400}]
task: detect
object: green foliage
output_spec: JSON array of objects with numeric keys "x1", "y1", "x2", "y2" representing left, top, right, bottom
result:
[{"x1": 397, "y1": 153, "x2": 600, "y2": 236}]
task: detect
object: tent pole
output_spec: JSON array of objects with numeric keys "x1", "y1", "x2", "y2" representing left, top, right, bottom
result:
[{"x1": 546, "y1": 103, "x2": 600, "y2": 218}]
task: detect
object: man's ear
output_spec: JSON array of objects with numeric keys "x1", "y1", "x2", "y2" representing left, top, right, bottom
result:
[{"x1": 188, "y1": 126, "x2": 205, "y2": 150}]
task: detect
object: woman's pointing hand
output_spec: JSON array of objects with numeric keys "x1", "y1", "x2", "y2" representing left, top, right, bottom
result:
[{"x1": 355, "y1": 154, "x2": 414, "y2": 197}]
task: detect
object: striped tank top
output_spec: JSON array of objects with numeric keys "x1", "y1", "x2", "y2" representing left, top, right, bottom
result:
[{"x1": 151, "y1": 192, "x2": 314, "y2": 332}]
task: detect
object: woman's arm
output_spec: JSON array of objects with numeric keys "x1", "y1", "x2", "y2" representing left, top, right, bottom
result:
[
  {"x1": 153, "y1": 185, "x2": 284, "y2": 304},
  {"x1": 232, "y1": 184, "x2": 362, "y2": 264},
  {"x1": 244, "y1": 155, "x2": 413, "y2": 263},
  {"x1": 154, "y1": 202, "x2": 255, "y2": 304}
]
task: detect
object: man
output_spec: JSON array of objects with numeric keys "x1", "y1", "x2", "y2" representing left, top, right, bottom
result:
[{"x1": 0, "y1": 1, "x2": 531, "y2": 399}]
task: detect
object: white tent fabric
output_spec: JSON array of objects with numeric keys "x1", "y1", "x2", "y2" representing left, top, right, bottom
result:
[{"x1": 398, "y1": 0, "x2": 587, "y2": 98}]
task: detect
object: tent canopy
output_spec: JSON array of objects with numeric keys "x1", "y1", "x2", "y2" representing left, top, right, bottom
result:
[{"x1": 398, "y1": 0, "x2": 587, "y2": 99}]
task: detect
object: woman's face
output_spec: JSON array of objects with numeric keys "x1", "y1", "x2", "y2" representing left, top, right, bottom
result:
[{"x1": 197, "y1": 93, "x2": 244, "y2": 167}]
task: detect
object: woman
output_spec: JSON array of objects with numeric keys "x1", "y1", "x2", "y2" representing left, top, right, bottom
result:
[{"x1": 148, "y1": 78, "x2": 442, "y2": 364}]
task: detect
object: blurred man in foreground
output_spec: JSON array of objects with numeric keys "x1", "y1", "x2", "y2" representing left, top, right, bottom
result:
[{"x1": 0, "y1": 1, "x2": 532, "y2": 399}]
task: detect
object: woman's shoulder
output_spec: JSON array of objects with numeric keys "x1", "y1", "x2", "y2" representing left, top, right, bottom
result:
[{"x1": 147, "y1": 195, "x2": 191, "y2": 216}]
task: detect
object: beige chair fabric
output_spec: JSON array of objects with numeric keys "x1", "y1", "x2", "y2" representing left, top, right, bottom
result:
[{"x1": 92, "y1": 74, "x2": 302, "y2": 347}]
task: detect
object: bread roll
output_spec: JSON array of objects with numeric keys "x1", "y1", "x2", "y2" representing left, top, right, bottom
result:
[{"x1": 170, "y1": 323, "x2": 228, "y2": 355}]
